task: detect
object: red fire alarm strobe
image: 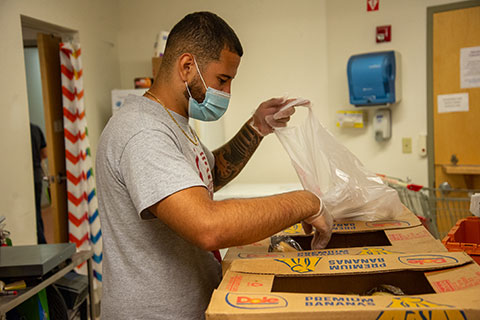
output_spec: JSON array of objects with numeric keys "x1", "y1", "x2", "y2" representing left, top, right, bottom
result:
[
  {"x1": 367, "y1": 0, "x2": 379, "y2": 11},
  {"x1": 376, "y1": 25, "x2": 391, "y2": 43}
]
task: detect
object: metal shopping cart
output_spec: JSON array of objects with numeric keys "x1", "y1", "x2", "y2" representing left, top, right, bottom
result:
[{"x1": 378, "y1": 174, "x2": 479, "y2": 239}]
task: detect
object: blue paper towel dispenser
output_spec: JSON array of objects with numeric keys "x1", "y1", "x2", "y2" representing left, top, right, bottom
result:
[{"x1": 347, "y1": 51, "x2": 401, "y2": 106}]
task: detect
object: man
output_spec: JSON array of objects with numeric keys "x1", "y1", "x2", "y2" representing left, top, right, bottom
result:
[
  {"x1": 96, "y1": 12, "x2": 332, "y2": 319},
  {"x1": 30, "y1": 123, "x2": 47, "y2": 244}
]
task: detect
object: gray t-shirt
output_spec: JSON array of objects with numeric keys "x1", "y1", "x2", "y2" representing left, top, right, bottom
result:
[{"x1": 96, "y1": 95, "x2": 221, "y2": 319}]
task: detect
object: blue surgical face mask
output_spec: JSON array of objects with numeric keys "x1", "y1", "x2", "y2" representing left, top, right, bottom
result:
[{"x1": 185, "y1": 58, "x2": 230, "y2": 121}]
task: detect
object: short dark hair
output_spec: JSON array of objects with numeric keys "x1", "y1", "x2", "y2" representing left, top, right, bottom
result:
[{"x1": 160, "y1": 12, "x2": 243, "y2": 74}]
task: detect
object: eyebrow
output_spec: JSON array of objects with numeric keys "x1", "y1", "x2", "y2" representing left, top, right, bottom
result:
[{"x1": 219, "y1": 74, "x2": 233, "y2": 80}]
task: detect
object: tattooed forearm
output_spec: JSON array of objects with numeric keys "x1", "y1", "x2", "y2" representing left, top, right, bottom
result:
[{"x1": 212, "y1": 120, "x2": 262, "y2": 191}]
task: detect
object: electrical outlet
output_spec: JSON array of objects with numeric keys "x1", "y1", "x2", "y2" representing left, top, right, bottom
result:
[{"x1": 402, "y1": 137, "x2": 412, "y2": 154}]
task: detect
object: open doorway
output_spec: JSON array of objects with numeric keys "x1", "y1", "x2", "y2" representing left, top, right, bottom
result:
[
  {"x1": 21, "y1": 15, "x2": 76, "y2": 244},
  {"x1": 23, "y1": 39, "x2": 51, "y2": 243}
]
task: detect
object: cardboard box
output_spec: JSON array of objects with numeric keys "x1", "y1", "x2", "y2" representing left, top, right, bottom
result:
[
  {"x1": 223, "y1": 208, "x2": 445, "y2": 271},
  {"x1": 207, "y1": 252, "x2": 480, "y2": 319}
]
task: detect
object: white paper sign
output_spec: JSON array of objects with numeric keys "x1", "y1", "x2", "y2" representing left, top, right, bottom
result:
[
  {"x1": 461, "y1": 46, "x2": 480, "y2": 88},
  {"x1": 437, "y1": 93, "x2": 469, "y2": 114}
]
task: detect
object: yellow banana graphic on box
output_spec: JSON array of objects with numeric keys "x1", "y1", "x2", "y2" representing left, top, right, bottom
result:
[
  {"x1": 283, "y1": 223, "x2": 303, "y2": 234},
  {"x1": 274, "y1": 258, "x2": 321, "y2": 273},
  {"x1": 358, "y1": 248, "x2": 398, "y2": 255},
  {"x1": 376, "y1": 297, "x2": 466, "y2": 320}
]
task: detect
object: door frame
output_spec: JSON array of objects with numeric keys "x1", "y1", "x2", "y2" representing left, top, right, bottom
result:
[
  {"x1": 426, "y1": 0, "x2": 480, "y2": 188},
  {"x1": 21, "y1": 15, "x2": 76, "y2": 243}
]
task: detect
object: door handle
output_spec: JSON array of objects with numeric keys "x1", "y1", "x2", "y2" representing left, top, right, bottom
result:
[{"x1": 45, "y1": 173, "x2": 67, "y2": 184}]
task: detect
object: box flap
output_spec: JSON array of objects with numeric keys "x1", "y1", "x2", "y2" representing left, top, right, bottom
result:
[
  {"x1": 279, "y1": 207, "x2": 421, "y2": 236},
  {"x1": 218, "y1": 271, "x2": 274, "y2": 293},
  {"x1": 206, "y1": 287, "x2": 480, "y2": 319},
  {"x1": 225, "y1": 242, "x2": 447, "y2": 266},
  {"x1": 223, "y1": 226, "x2": 446, "y2": 274},
  {"x1": 228, "y1": 252, "x2": 472, "y2": 276},
  {"x1": 426, "y1": 262, "x2": 480, "y2": 293},
  {"x1": 385, "y1": 228, "x2": 447, "y2": 251}
]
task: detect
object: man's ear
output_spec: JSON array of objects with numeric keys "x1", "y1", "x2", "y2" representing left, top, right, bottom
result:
[{"x1": 178, "y1": 53, "x2": 195, "y2": 82}]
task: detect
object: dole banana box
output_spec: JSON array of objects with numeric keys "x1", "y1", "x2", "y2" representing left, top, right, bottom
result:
[
  {"x1": 223, "y1": 208, "x2": 445, "y2": 272},
  {"x1": 207, "y1": 252, "x2": 480, "y2": 319}
]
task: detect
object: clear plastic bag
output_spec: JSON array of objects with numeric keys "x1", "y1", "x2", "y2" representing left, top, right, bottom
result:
[{"x1": 275, "y1": 101, "x2": 403, "y2": 221}]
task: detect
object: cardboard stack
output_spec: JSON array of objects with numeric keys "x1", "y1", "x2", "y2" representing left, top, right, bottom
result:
[
  {"x1": 207, "y1": 252, "x2": 480, "y2": 319},
  {"x1": 222, "y1": 207, "x2": 446, "y2": 272},
  {"x1": 207, "y1": 208, "x2": 480, "y2": 318}
]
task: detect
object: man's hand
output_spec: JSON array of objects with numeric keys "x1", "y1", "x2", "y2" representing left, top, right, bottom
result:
[
  {"x1": 250, "y1": 97, "x2": 298, "y2": 136},
  {"x1": 302, "y1": 197, "x2": 333, "y2": 250}
]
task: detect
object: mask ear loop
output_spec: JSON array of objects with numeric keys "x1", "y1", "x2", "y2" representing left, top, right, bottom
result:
[
  {"x1": 193, "y1": 57, "x2": 208, "y2": 90},
  {"x1": 185, "y1": 81, "x2": 193, "y2": 98}
]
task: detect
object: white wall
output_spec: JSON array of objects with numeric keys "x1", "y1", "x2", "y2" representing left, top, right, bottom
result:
[
  {"x1": 0, "y1": 0, "x2": 121, "y2": 245},
  {"x1": 116, "y1": 0, "x2": 463, "y2": 187},
  {"x1": 0, "y1": 0, "x2": 465, "y2": 243},
  {"x1": 326, "y1": 0, "x2": 461, "y2": 185},
  {"x1": 116, "y1": 0, "x2": 329, "y2": 183}
]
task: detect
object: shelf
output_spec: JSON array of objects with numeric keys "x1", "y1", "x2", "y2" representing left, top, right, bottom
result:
[{"x1": 442, "y1": 165, "x2": 480, "y2": 175}]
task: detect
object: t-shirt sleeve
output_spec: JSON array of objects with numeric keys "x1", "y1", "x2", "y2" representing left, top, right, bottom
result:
[{"x1": 119, "y1": 129, "x2": 206, "y2": 218}]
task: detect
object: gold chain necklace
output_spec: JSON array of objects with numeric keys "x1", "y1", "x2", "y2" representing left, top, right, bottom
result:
[{"x1": 144, "y1": 91, "x2": 199, "y2": 146}]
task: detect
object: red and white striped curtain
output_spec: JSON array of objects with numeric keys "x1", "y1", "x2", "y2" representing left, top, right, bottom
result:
[{"x1": 60, "y1": 42, "x2": 102, "y2": 291}]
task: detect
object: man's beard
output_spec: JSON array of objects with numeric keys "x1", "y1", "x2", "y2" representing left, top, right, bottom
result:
[{"x1": 184, "y1": 75, "x2": 206, "y2": 103}]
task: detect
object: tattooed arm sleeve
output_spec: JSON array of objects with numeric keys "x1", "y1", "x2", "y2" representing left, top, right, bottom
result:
[{"x1": 212, "y1": 118, "x2": 263, "y2": 191}]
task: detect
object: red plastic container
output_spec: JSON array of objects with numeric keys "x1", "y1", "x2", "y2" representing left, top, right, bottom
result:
[{"x1": 442, "y1": 217, "x2": 480, "y2": 264}]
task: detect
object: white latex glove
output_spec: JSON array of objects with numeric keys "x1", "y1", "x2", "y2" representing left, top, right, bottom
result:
[
  {"x1": 250, "y1": 97, "x2": 310, "y2": 136},
  {"x1": 302, "y1": 196, "x2": 333, "y2": 250}
]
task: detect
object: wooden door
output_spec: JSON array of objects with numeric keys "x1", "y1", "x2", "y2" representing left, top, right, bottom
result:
[
  {"x1": 431, "y1": 4, "x2": 480, "y2": 236},
  {"x1": 37, "y1": 33, "x2": 68, "y2": 243}
]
